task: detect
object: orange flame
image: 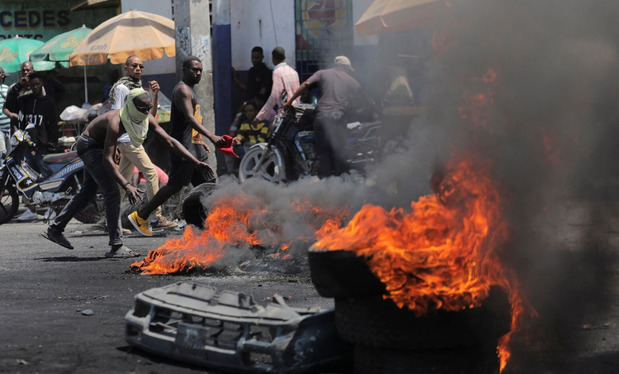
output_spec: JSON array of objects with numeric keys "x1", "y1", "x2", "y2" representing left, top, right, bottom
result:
[
  {"x1": 131, "y1": 195, "x2": 349, "y2": 274},
  {"x1": 315, "y1": 156, "x2": 530, "y2": 371}
]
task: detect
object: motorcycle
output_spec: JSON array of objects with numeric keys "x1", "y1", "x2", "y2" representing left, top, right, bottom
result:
[
  {"x1": 238, "y1": 104, "x2": 396, "y2": 183},
  {"x1": 0, "y1": 124, "x2": 101, "y2": 224}
]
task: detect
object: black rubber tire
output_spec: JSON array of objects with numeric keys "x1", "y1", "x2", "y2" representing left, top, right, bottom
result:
[
  {"x1": 0, "y1": 185, "x2": 19, "y2": 224},
  {"x1": 334, "y1": 287, "x2": 511, "y2": 350},
  {"x1": 238, "y1": 144, "x2": 287, "y2": 183},
  {"x1": 308, "y1": 248, "x2": 385, "y2": 298},
  {"x1": 181, "y1": 182, "x2": 217, "y2": 228},
  {"x1": 353, "y1": 344, "x2": 500, "y2": 374}
]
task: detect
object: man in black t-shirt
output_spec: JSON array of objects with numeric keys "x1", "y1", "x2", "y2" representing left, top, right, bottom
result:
[
  {"x1": 233, "y1": 46, "x2": 273, "y2": 104},
  {"x1": 128, "y1": 56, "x2": 230, "y2": 237},
  {"x1": 15, "y1": 72, "x2": 58, "y2": 178}
]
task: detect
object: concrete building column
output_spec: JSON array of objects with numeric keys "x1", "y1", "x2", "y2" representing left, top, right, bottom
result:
[{"x1": 173, "y1": 0, "x2": 217, "y2": 171}]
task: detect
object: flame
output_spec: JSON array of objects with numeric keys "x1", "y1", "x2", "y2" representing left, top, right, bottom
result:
[
  {"x1": 315, "y1": 156, "x2": 531, "y2": 371},
  {"x1": 132, "y1": 195, "x2": 349, "y2": 275}
]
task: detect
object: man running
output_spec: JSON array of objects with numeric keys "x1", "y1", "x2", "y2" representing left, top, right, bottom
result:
[
  {"x1": 42, "y1": 88, "x2": 210, "y2": 257},
  {"x1": 128, "y1": 56, "x2": 227, "y2": 236}
]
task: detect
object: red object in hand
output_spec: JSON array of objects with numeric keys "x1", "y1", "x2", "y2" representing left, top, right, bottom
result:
[{"x1": 217, "y1": 135, "x2": 239, "y2": 158}]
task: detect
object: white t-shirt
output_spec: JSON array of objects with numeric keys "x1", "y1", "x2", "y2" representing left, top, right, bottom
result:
[{"x1": 112, "y1": 84, "x2": 131, "y2": 144}]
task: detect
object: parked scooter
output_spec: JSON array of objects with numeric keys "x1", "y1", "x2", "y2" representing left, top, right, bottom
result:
[
  {"x1": 238, "y1": 104, "x2": 399, "y2": 183},
  {"x1": 0, "y1": 124, "x2": 101, "y2": 224}
]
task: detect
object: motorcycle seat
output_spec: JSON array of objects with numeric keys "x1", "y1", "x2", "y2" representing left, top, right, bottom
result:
[{"x1": 43, "y1": 151, "x2": 79, "y2": 164}]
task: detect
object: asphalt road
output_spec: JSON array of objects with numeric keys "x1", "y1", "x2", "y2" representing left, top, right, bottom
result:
[
  {"x1": 1, "y1": 200, "x2": 618, "y2": 374},
  {"x1": 0, "y1": 219, "x2": 331, "y2": 374}
]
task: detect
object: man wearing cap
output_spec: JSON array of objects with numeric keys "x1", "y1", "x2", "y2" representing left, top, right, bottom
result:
[
  {"x1": 0, "y1": 67, "x2": 11, "y2": 163},
  {"x1": 285, "y1": 56, "x2": 367, "y2": 177},
  {"x1": 42, "y1": 88, "x2": 211, "y2": 257}
]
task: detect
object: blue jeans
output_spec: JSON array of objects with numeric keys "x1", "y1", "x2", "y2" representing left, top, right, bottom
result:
[{"x1": 51, "y1": 136, "x2": 122, "y2": 246}]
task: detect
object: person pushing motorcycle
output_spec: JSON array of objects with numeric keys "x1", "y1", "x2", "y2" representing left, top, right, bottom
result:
[
  {"x1": 42, "y1": 88, "x2": 211, "y2": 258},
  {"x1": 284, "y1": 56, "x2": 373, "y2": 178}
]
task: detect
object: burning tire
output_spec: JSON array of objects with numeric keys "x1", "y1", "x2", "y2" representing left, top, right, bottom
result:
[
  {"x1": 334, "y1": 287, "x2": 511, "y2": 350},
  {"x1": 308, "y1": 248, "x2": 385, "y2": 298},
  {"x1": 181, "y1": 182, "x2": 217, "y2": 228},
  {"x1": 0, "y1": 185, "x2": 19, "y2": 224}
]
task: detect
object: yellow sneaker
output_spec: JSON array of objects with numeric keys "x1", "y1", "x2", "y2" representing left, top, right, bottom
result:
[{"x1": 128, "y1": 211, "x2": 152, "y2": 237}]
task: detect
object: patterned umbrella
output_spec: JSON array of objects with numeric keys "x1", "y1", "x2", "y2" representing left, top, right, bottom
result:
[
  {"x1": 69, "y1": 10, "x2": 175, "y2": 66},
  {"x1": 0, "y1": 36, "x2": 55, "y2": 73},
  {"x1": 30, "y1": 25, "x2": 93, "y2": 67},
  {"x1": 29, "y1": 25, "x2": 94, "y2": 103}
]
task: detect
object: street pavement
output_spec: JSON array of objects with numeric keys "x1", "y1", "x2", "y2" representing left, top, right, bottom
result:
[
  {"x1": 0, "y1": 200, "x2": 618, "y2": 373},
  {"x1": 0, "y1": 219, "x2": 330, "y2": 374}
]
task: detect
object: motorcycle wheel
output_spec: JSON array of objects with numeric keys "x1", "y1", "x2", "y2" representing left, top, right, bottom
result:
[
  {"x1": 238, "y1": 144, "x2": 287, "y2": 183},
  {"x1": 0, "y1": 185, "x2": 19, "y2": 224}
]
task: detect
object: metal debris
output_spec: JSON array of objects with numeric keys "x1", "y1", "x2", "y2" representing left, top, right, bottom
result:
[{"x1": 125, "y1": 282, "x2": 348, "y2": 373}]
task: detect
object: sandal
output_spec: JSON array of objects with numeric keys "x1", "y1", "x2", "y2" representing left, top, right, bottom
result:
[{"x1": 105, "y1": 245, "x2": 140, "y2": 258}]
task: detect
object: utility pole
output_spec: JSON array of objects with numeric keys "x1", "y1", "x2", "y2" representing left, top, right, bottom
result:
[{"x1": 173, "y1": 0, "x2": 217, "y2": 171}]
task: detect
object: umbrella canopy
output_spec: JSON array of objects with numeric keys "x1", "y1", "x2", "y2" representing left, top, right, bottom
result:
[
  {"x1": 69, "y1": 10, "x2": 175, "y2": 66},
  {"x1": 0, "y1": 36, "x2": 56, "y2": 73},
  {"x1": 355, "y1": 0, "x2": 450, "y2": 35},
  {"x1": 30, "y1": 25, "x2": 92, "y2": 64}
]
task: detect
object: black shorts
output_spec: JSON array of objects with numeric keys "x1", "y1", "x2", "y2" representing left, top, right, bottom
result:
[{"x1": 167, "y1": 160, "x2": 216, "y2": 187}]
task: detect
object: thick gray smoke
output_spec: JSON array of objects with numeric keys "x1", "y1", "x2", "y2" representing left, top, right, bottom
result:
[
  {"x1": 410, "y1": 0, "x2": 619, "y2": 369},
  {"x1": 202, "y1": 0, "x2": 618, "y2": 369}
]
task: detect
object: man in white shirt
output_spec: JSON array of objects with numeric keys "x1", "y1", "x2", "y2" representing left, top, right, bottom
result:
[{"x1": 109, "y1": 56, "x2": 176, "y2": 229}]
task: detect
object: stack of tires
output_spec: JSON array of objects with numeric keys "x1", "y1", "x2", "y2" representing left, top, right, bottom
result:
[{"x1": 309, "y1": 247, "x2": 512, "y2": 374}]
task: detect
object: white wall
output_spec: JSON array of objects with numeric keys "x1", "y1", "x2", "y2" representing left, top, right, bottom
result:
[
  {"x1": 230, "y1": 0, "x2": 296, "y2": 71},
  {"x1": 121, "y1": 0, "x2": 175, "y2": 74}
]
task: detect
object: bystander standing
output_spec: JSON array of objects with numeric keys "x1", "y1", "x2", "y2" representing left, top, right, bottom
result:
[
  {"x1": 254, "y1": 47, "x2": 300, "y2": 126},
  {"x1": 110, "y1": 56, "x2": 176, "y2": 229},
  {"x1": 232, "y1": 46, "x2": 273, "y2": 104}
]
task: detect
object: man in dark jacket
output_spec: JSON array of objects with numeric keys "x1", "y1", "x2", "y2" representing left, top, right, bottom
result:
[
  {"x1": 233, "y1": 46, "x2": 273, "y2": 104},
  {"x1": 16, "y1": 72, "x2": 58, "y2": 178}
]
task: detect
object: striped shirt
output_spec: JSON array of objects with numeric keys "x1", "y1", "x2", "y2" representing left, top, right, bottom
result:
[
  {"x1": 256, "y1": 62, "x2": 300, "y2": 121},
  {"x1": 0, "y1": 84, "x2": 10, "y2": 130},
  {"x1": 235, "y1": 121, "x2": 270, "y2": 145}
]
